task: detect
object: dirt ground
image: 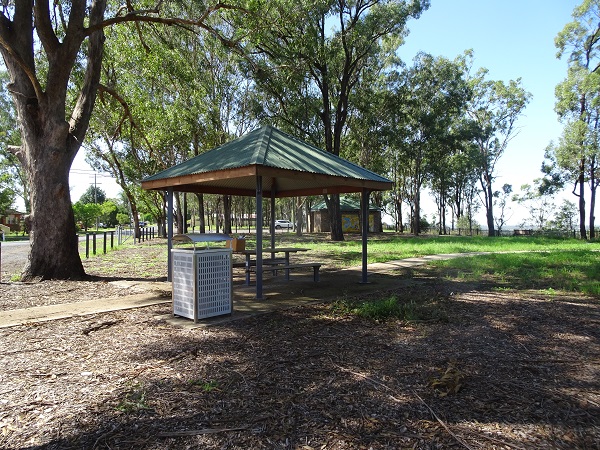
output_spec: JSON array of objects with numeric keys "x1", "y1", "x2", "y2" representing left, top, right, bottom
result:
[{"x1": 0, "y1": 241, "x2": 599, "y2": 449}]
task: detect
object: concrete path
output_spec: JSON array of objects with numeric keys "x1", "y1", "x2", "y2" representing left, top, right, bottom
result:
[
  {"x1": 0, "y1": 291, "x2": 171, "y2": 329},
  {"x1": 0, "y1": 253, "x2": 488, "y2": 329}
]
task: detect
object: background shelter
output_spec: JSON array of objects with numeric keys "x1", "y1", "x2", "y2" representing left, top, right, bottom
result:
[
  {"x1": 142, "y1": 125, "x2": 393, "y2": 299},
  {"x1": 310, "y1": 197, "x2": 383, "y2": 233}
]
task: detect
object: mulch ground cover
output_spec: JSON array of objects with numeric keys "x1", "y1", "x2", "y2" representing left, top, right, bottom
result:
[{"x1": 0, "y1": 241, "x2": 599, "y2": 449}]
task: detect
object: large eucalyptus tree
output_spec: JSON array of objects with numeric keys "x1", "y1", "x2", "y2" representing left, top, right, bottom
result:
[
  {"x1": 239, "y1": 0, "x2": 429, "y2": 240},
  {"x1": 386, "y1": 52, "x2": 471, "y2": 235},
  {"x1": 468, "y1": 71, "x2": 531, "y2": 237},
  {"x1": 552, "y1": 0, "x2": 600, "y2": 239},
  {"x1": 0, "y1": 1, "x2": 243, "y2": 279},
  {"x1": 86, "y1": 15, "x2": 254, "y2": 236}
]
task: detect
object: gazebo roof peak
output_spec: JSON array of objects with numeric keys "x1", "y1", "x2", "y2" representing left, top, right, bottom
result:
[{"x1": 142, "y1": 125, "x2": 392, "y2": 197}]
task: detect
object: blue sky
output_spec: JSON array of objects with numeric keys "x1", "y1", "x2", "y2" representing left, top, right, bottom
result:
[{"x1": 397, "y1": 0, "x2": 581, "y2": 225}]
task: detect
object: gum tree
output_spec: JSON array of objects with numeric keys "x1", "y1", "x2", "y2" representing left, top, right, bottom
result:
[
  {"x1": 468, "y1": 70, "x2": 531, "y2": 236},
  {"x1": 240, "y1": 0, "x2": 429, "y2": 240},
  {"x1": 553, "y1": 0, "x2": 600, "y2": 239},
  {"x1": 0, "y1": 1, "x2": 243, "y2": 279}
]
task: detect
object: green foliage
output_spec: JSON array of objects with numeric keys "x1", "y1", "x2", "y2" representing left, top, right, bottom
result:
[
  {"x1": 469, "y1": 69, "x2": 532, "y2": 233},
  {"x1": 513, "y1": 182, "x2": 556, "y2": 229},
  {"x1": 73, "y1": 201, "x2": 102, "y2": 230},
  {"x1": 116, "y1": 383, "x2": 152, "y2": 414},
  {"x1": 0, "y1": 173, "x2": 15, "y2": 213},
  {"x1": 384, "y1": 51, "x2": 473, "y2": 234},
  {"x1": 355, "y1": 297, "x2": 419, "y2": 321},
  {"x1": 99, "y1": 200, "x2": 119, "y2": 227},
  {"x1": 78, "y1": 185, "x2": 106, "y2": 205},
  {"x1": 332, "y1": 294, "x2": 447, "y2": 322},
  {"x1": 189, "y1": 379, "x2": 219, "y2": 392},
  {"x1": 0, "y1": 71, "x2": 26, "y2": 212},
  {"x1": 240, "y1": 0, "x2": 430, "y2": 159},
  {"x1": 552, "y1": 1, "x2": 600, "y2": 238},
  {"x1": 548, "y1": 199, "x2": 578, "y2": 231},
  {"x1": 116, "y1": 212, "x2": 130, "y2": 225},
  {"x1": 419, "y1": 216, "x2": 431, "y2": 233}
]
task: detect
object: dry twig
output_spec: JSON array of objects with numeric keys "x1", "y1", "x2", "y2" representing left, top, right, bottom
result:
[{"x1": 157, "y1": 426, "x2": 249, "y2": 437}]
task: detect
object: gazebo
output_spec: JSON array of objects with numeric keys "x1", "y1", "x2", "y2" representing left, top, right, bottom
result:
[{"x1": 141, "y1": 125, "x2": 393, "y2": 299}]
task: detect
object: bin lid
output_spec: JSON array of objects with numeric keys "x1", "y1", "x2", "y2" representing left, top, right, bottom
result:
[
  {"x1": 172, "y1": 233, "x2": 232, "y2": 244},
  {"x1": 172, "y1": 233, "x2": 233, "y2": 250}
]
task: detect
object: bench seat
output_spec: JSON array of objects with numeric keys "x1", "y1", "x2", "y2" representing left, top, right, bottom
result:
[{"x1": 248, "y1": 262, "x2": 322, "y2": 282}]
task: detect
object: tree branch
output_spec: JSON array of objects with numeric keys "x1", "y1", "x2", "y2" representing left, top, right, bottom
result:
[
  {"x1": 85, "y1": 3, "x2": 247, "y2": 35},
  {"x1": 96, "y1": 83, "x2": 156, "y2": 157},
  {"x1": 0, "y1": 9, "x2": 45, "y2": 102},
  {"x1": 33, "y1": 0, "x2": 60, "y2": 54},
  {"x1": 68, "y1": 0, "x2": 107, "y2": 155}
]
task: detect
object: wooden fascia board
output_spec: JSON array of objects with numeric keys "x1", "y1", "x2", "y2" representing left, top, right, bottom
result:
[
  {"x1": 141, "y1": 166, "x2": 258, "y2": 190},
  {"x1": 255, "y1": 166, "x2": 393, "y2": 190},
  {"x1": 141, "y1": 164, "x2": 393, "y2": 195},
  {"x1": 164, "y1": 185, "x2": 258, "y2": 197}
]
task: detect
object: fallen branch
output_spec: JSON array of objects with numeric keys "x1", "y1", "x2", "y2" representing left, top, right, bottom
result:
[
  {"x1": 335, "y1": 364, "x2": 474, "y2": 450},
  {"x1": 157, "y1": 426, "x2": 249, "y2": 437},
  {"x1": 412, "y1": 391, "x2": 475, "y2": 450},
  {"x1": 82, "y1": 320, "x2": 121, "y2": 335},
  {"x1": 476, "y1": 432, "x2": 528, "y2": 450}
]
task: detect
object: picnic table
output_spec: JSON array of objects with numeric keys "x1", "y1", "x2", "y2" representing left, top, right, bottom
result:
[{"x1": 238, "y1": 247, "x2": 321, "y2": 284}]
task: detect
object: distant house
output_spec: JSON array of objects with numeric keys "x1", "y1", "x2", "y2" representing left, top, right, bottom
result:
[
  {"x1": 310, "y1": 197, "x2": 382, "y2": 233},
  {"x1": 0, "y1": 208, "x2": 25, "y2": 232}
]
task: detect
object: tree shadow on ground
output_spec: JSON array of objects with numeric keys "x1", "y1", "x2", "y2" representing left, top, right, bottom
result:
[{"x1": 12, "y1": 273, "x2": 599, "y2": 450}]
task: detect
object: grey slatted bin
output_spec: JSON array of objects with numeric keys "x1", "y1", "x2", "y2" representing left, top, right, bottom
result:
[{"x1": 171, "y1": 233, "x2": 233, "y2": 322}]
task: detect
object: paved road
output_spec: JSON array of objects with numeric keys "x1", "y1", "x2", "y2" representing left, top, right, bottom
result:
[{"x1": 0, "y1": 240, "x2": 30, "y2": 276}]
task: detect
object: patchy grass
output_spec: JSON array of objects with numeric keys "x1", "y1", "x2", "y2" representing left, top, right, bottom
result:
[
  {"x1": 431, "y1": 250, "x2": 600, "y2": 296},
  {"x1": 331, "y1": 292, "x2": 449, "y2": 322},
  {"x1": 116, "y1": 383, "x2": 152, "y2": 414}
]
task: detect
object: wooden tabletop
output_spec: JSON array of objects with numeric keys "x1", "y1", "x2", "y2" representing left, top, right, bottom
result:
[{"x1": 240, "y1": 247, "x2": 309, "y2": 254}]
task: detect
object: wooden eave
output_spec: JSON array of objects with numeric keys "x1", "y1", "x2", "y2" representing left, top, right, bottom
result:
[{"x1": 141, "y1": 164, "x2": 393, "y2": 198}]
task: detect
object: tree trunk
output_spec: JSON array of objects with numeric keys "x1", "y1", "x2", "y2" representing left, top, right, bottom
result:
[
  {"x1": 577, "y1": 161, "x2": 587, "y2": 240},
  {"x1": 589, "y1": 156, "x2": 596, "y2": 239},
  {"x1": 482, "y1": 172, "x2": 495, "y2": 237},
  {"x1": 413, "y1": 190, "x2": 421, "y2": 236},
  {"x1": 22, "y1": 141, "x2": 84, "y2": 280},
  {"x1": 325, "y1": 194, "x2": 344, "y2": 241},
  {"x1": 223, "y1": 194, "x2": 232, "y2": 234},
  {"x1": 1, "y1": 0, "x2": 106, "y2": 280},
  {"x1": 295, "y1": 197, "x2": 304, "y2": 236},
  {"x1": 395, "y1": 196, "x2": 403, "y2": 233},
  {"x1": 196, "y1": 194, "x2": 206, "y2": 233},
  {"x1": 174, "y1": 193, "x2": 183, "y2": 234}
]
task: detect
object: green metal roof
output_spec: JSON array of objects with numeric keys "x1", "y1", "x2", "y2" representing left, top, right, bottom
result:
[{"x1": 142, "y1": 125, "x2": 392, "y2": 197}]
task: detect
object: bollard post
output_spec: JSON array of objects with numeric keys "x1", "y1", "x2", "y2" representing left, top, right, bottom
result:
[
  {"x1": 93, "y1": 233, "x2": 97, "y2": 255},
  {"x1": 86, "y1": 233, "x2": 90, "y2": 259},
  {"x1": 110, "y1": 230, "x2": 114, "y2": 249},
  {"x1": 103, "y1": 231, "x2": 107, "y2": 254}
]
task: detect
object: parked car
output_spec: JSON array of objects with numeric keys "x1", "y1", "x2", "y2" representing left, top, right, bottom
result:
[{"x1": 274, "y1": 219, "x2": 294, "y2": 230}]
